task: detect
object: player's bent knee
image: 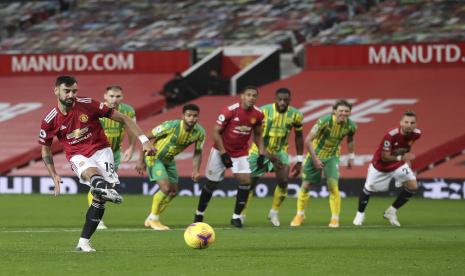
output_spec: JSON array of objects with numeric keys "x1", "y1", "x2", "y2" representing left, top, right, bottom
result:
[
  {"x1": 403, "y1": 180, "x2": 418, "y2": 191},
  {"x1": 206, "y1": 181, "x2": 219, "y2": 191}
]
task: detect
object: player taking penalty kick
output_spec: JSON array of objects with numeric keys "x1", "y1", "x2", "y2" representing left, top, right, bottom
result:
[
  {"x1": 86, "y1": 85, "x2": 137, "y2": 230},
  {"x1": 136, "y1": 104, "x2": 205, "y2": 230},
  {"x1": 291, "y1": 100, "x2": 357, "y2": 228},
  {"x1": 243, "y1": 88, "x2": 304, "y2": 226},
  {"x1": 39, "y1": 76, "x2": 155, "y2": 252},
  {"x1": 353, "y1": 111, "x2": 421, "y2": 227}
]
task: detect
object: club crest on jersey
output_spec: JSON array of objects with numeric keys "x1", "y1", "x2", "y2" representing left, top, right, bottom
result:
[
  {"x1": 79, "y1": 114, "x2": 88, "y2": 123},
  {"x1": 79, "y1": 161, "x2": 85, "y2": 167},
  {"x1": 250, "y1": 117, "x2": 256, "y2": 124}
]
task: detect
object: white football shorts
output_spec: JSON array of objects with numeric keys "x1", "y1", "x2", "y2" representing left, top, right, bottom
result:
[
  {"x1": 205, "y1": 148, "x2": 251, "y2": 182},
  {"x1": 70, "y1": 147, "x2": 119, "y2": 186},
  {"x1": 364, "y1": 163, "x2": 416, "y2": 192}
]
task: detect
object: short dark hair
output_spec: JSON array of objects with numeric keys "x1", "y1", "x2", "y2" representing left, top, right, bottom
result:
[
  {"x1": 276, "y1": 88, "x2": 291, "y2": 96},
  {"x1": 55, "y1": 75, "x2": 77, "y2": 87},
  {"x1": 183, "y1": 103, "x2": 200, "y2": 113},
  {"x1": 333, "y1": 99, "x2": 352, "y2": 111},
  {"x1": 106, "y1": 85, "x2": 123, "y2": 92},
  {"x1": 241, "y1": 85, "x2": 258, "y2": 94},
  {"x1": 403, "y1": 110, "x2": 416, "y2": 117}
]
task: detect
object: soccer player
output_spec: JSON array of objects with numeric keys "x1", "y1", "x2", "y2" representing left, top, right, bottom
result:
[
  {"x1": 353, "y1": 111, "x2": 421, "y2": 227},
  {"x1": 290, "y1": 99, "x2": 357, "y2": 228},
  {"x1": 136, "y1": 104, "x2": 206, "y2": 230},
  {"x1": 86, "y1": 85, "x2": 137, "y2": 230},
  {"x1": 243, "y1": 88, "x2": 304, "y2": 226},
  {"x1": 194, "y1": 86, "x2": 266, "y2": 228},
  {"x1": 39, "y1": 76, "x2": 155, "y2": 252}
]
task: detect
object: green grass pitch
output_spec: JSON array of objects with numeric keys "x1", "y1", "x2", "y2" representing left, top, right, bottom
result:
[{"x1": 0, "y1": 194, "x2": 464, "y2": 275}]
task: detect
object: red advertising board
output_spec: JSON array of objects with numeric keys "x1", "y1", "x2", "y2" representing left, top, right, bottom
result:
[
  {"x1": 306, "y1": 42, "x2": 465, "y2": 69},
  {"x1": 0, "y1": 50, "x2": 191, "y2": 75}
]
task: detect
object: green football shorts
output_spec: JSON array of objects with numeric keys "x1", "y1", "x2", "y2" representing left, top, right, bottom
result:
[
  {"x1": 249, "y1": 151, "x2": 289, "y2": 178},
  {"x1": 302, "y1": 156, "x2": 340, "y2": 184},
  {"x1": 146, "y1": 159, "x2": 179, "y2": 185}
]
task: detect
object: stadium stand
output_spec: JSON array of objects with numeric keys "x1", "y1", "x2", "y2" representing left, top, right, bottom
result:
[
  {"x1": 0, "y1": 0, "x2": 377, "y2": 54},
  {"x1": 307, "y1": 0, "x2": 465, "y2": 45}
]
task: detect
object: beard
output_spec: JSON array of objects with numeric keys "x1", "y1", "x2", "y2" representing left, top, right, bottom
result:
[{"x1": 59, "y1": 98, "x2": 74, "y2": 107}]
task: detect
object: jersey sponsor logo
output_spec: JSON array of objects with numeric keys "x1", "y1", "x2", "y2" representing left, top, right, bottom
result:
[
  {"x1": 233, "y1": 117, "x2": 240, "y2": 121},
  {"x1": 66, "y1": 127, "x2": 89, "y2": 139},
  {"x1": 60, "y1": 125, "x2": 67, "y2": 130},
  {"x1": 79, "y1": 114, "x2": 88, "y2": 123},
  {"x1": 233, "y1": 125, "x2": 252, "y2": 135}
]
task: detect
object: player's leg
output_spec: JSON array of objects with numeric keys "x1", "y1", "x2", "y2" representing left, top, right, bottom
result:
[
  {"x1": 241, "y1": 152, "x2": 265, "y2": 221},
  {"x1": 144, "y1": 160, "x2": 171, "y2": 230},
  {"x1": 76, "y1": 166, "x2": 109, "y2": 252},
  {"x1": 240, "y1": 176, "x2": 258, "y2": 224},
  {"x1": 268, "y1": 153, "x2": 290, "y2": 227},
  {"x1": 87, "y1": 149, "x2": 121, "y2": 230},
  {"x1": 324, "y1": 157, "x2": 341, "y2": 228},
  {"x1": 195, "y1": 148, "x2": 224, "y2": 222},
  {"x1": 230, "y1": 155, "x2": 253, "y2": 228},
  {"x1": 354, "y1": 164, "x2": 393, "y2": 226},
  {"x1": 71, "y1": 149, "x2": 120, "y2": 252},
  {"x1": 384, "y1": 164, "x2": 417, "y2": 227},
  {"x1": 291, "y1": 156, "x2": 320, "y2": 227}
]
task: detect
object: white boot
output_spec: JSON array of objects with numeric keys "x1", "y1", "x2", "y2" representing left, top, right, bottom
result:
[{"x1": 353, "y1": 211, "x2": 365, "y2": 226}]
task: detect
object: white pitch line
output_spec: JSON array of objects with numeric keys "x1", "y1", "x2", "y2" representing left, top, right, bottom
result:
[{"x1": 0, "y1": 224, "x2": 463, "y2": 233}]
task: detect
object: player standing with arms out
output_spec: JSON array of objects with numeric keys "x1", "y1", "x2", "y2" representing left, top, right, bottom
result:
[
  {"x1": 136, "y1": 104, "x2": 205, "y2": 230},
  {"x1": 194, "y1": 86, "x2": 266, "y2": 228},
  {"x1": 242, "y1": 88, "x2": 304, "y2": 226},
  {"x1": 290, "y1": 99, "x2": 357, "y2": 228},
  {"x1": 39, "y1": 76, "x2": 155, "y2": 252},
  {"x1": 87, "y1": 85, "x2": 137, "y2": 230},
  {"x1": 353, "y1": 111, "x2": 421, "y2": 227}
]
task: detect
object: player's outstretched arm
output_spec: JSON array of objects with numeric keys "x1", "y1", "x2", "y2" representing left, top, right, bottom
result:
[
  {"x1": 41, "y1": 145, "x2": 62, "y2": 196},
  {"x1": 110, "y1": 110, "x2": 156, "y2": 156}
]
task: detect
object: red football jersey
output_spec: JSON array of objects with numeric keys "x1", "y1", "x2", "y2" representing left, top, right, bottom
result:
[
  {"x1": 38, "y1": 97, "x2": 113, "y2": 160},
  {"x1": 214, "y1": 102, "x2": 264, "y2": 157},
  {"x1": 372, "y1": 127, "x2": 422, "y2": 172}
]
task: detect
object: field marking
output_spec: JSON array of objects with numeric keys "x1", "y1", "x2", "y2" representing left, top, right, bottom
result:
[{"x1": 1, "y1": 223, "x2": 464, "y2": 233}]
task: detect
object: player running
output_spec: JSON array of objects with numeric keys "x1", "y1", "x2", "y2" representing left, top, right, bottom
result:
[
  {"x1": 87, "y1": 85, "x2": 137, "y2": 230},
  {"x1": 136, "y1": 104, "x2": 206, "y2": 230},
  {"x1": 353, "y1": 111, "x2": 421, "y2": 227},
  {"x1": 290, "y1": 99, "x2": 357, "y2": 228},
  {"x1": 39, "y1": 76, "x2": 155, "y2": 252},
  {"x1": 194, "y1": 86, "x2": 267, "y2": 228},
  {"x1": 242, "y1": 88, "x2": 304, "y2": 226}
]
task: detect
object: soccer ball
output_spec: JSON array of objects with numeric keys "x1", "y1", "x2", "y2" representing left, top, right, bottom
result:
[{"x1": 184, "y1": 222, "x2": 216, "y2": 249}]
